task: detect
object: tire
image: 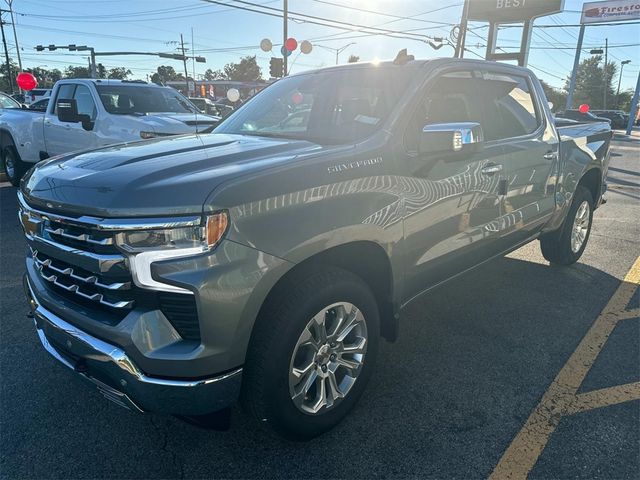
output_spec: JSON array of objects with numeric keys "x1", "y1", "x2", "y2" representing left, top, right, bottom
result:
[
  {"x1": 2, "y1": 145, "x2": 28, "y2": 187},
  {"x1": 540, "y1": 185, "x2": 594, "y2": 265},
  {"x1": 241, "y1": 267, "x2": 380, "y2": 439}
]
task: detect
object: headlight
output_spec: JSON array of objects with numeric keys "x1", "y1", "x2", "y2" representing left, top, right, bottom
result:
[{"x1": 116, "y1": 213, "x2": 228, "y2": 293}]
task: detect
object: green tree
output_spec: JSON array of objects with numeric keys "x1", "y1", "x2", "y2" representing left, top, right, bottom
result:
[
  {"x1": 64, "y1": 65, "x2": 92, "y2": 78},
  {"x1": 539, "y1": 79, "x2": 567, "y2": 112},
  {"x1": 203, "y1": 68, "x2": 225, "y2": 81},
  {"x1": 218, "y1": 56, "x2": 262, "y2": 82},
  {"x1": 348, "y1": 54, "x2": 360, "y2": 63},
  {"x1": 106, "y1": 67, "x2": 132, "y2": 80},
  {"x1": 24, "y1": 66, "x2": 63, "y2": 87},
  {"x1": 151, "y1": 65, "x2": 183, "y2": 84},
  {"x1": 0, "y1": 60, "x2": 19, "y2": 92},
  {"x1": 565, "y1": 55, "x2": 617, "y2": 109}
]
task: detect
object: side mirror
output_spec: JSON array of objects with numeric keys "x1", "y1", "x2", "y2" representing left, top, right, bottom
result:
[
  {"x1": 56, "y1": 98, "x2": 94, "y2": 131},
  {"x1": 419, "y1": 122, "x2": 484, "y2": 155}
]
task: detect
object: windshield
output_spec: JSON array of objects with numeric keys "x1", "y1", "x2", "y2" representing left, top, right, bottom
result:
[
  {"x1": 0, "y1": 94, "x2": 21, "y2": 109},
  {"x1": 214, "y1": 67, "x2": 415, "y2": 144},
  {"x1": 95, "y1": 85, "x2": 198, "y2": 115}
]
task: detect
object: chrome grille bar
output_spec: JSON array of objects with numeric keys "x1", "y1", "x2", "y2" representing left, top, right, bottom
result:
[
  {"x1": 32, "y1": 250, "x2": 130, "y2": 291},
  {"x1": 34, "y1": 262, "x2": 134, "y2": 310},
  {"x1": 45, "y1": 227, "x2": 114, "y2": 246}
]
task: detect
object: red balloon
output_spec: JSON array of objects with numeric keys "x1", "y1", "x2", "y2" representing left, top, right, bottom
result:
[
  {"x1": 285, "y1": 37, "x2": 298, "y2": 52},
  {"x1": 16, "y1": 72, "x2": 38, "y2": 91},
  {"x1": 291, "y1": 92, "x2": 303, "y2": 105},
  {"x1": 578, "y1": 103, "x2": 590, "y2": 114}
]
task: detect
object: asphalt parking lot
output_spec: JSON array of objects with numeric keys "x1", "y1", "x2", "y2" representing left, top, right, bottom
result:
[{"x1": 1, "y1": 133, "x2": 638, "y2": 479}]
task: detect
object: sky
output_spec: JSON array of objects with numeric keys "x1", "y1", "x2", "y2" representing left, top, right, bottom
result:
[{"x1": 4, "y1": 0, "x2": 640, "y2": 92}]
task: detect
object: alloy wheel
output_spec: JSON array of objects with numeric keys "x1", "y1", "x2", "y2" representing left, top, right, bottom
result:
[
  {"x1": 288, "y1": 302, "x2": 368, "y2": 415},
  {"x1": 570, "y1": 200, "x2": 590, "y2": 253}
]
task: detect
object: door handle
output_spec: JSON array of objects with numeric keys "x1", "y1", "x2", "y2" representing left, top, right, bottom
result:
[
  {"x1": 543, "y1": 152, "x2": 558, "y2": 161},
  {"x1": 481, "y1": 164, "x2": 503, "y2": 175}
]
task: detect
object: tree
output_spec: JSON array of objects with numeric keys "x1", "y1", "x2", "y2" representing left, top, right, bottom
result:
[
  {"x1": 348, "y1": 55, "x2": 360, "y2": 63},
  {"x1": 106, "y1": 67, "x2": 132, "y2": 80},
  {"x1": 539, "y1": 79, "x2": 566, "y2": 112},
  {"x1": 64, "y1": 65, "x2": 92, "y2": 79},
  {"x1": 24, "y1": 66, "x2": 62, "y2": 87},
  {"x1": 203, "y1": 68, "x2": 226, "y2": 81},
  {"x1": 206, "y1": 56, "x2": 262, "y2": 82},
  {"x1": 151, "y1": 65, "x2": 183, "y2": 84},
  {"x1": 564, "y1": 55, "x2": 617, "y2": 110},
  {"x1": 0, "y1": 60, "x2": 19, "y2": 92}
]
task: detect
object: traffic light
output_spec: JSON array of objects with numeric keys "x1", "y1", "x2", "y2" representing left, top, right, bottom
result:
[{"x1": 269, "y1": 57, "x2": 283, "y2": 78}]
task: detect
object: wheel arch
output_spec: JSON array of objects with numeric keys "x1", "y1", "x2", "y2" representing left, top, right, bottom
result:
[
  {"x1": 578, "y1": 167, "x2": 602, "y2": 208},
  {"x1": 252, "y1": 241, "x2": 398, "y2": 345}
]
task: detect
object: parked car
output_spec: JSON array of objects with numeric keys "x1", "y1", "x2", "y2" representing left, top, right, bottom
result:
[
  {"x1": 19, "y1": 58, "x2": 611, "y2": 439},
  {"x1": 0, "y1": 79, "x2": 220, "y2": 185},
  {"x1": 25, "y1": 88, "x2": 51, "y2": 106},
  {"x1": 555, "y1": 109, "x2": 612, "y2": 125},
  {"x1": 213, "y1": 102, "x2": 234, "y2": 118},
  {"x1": 11, "y1": 93, "x2": 25, "y2": 104},
  {"x1": 188, "y1": 96, "x2": 219, "y2": 115},
  {"x1": 0, "y1": 92, "x2": 22, "y2": 109},
  {"x1": 591, "y1": 110, "x2": 627, "y2": 129},
  {"x1": 28, "y1": 97, "x2": 49, "y2": 112}
]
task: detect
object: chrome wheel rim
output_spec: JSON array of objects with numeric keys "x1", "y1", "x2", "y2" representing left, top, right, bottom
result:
[
  {"x1": 570, "y1": 200, "x2": 590, "y2": 253},
  {"x1": 4, "y1": 152, "x2": 15, "y2": 180},
  {"x1": 289, "y1": 302, "x2": 368, "y2": 415}
]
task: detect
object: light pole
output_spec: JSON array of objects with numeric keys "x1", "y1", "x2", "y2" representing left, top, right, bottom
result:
[
  {"x1": 317, "y1": 43, "x2": 356, "y2": 65},
  {"x1": 616, "y1": 60, "x2": 631, "y2": 109}
]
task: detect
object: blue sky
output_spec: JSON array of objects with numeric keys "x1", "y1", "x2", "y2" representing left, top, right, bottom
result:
[{"x1": 6, "y1": 0, "x2": 640, "y2": 92}]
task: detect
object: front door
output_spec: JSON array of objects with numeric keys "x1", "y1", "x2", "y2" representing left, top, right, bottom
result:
[
  {"x1": 44, "y1": 83, "x2": 100, "y2": 157},
  {"x1": 400, "y1": 69, "x2": 507, "y2": 302}
]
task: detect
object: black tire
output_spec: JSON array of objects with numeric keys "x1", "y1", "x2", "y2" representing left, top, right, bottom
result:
[
  {"x1": 540, "y1": 185, "x2": 594, "y2": 265},
  {"x1": 2, "y1": 145, "x2": 28, "y2": 187},
  {"x1": 241, "y1": 267, "x2": 380, "y2": 440}
]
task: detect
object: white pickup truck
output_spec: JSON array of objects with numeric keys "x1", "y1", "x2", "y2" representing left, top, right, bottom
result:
[{"x1": 0, "y1": 79, "x2": 220, "y2": 185}]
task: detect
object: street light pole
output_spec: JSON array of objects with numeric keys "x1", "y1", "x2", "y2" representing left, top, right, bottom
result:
[
  {"x1": 616, "y1": 60, "x2": 631, "y2": 109},
  {"x1": 317, "y1": 43, "x2": 356, "y2": 65},
  {"x1": 603, "y1": 38, "x2": 608, "y2": 110},
  {"x1": 0, "y1": 12, "x2": 12, "y2": 93}
]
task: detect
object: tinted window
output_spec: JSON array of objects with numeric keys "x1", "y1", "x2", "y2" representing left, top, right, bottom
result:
[
  {"x1": 95, "y1": 85, "x2": 198, "y2": 115},
  {"x1": 74, "y1": 84, "x2": 97, "y2": 120},
  {"x1": 481, "y1": 72, "x2": 540, "y2": 141},
  {"x1": 0, "y1": 94, "x2": 20, "y2": 109}
]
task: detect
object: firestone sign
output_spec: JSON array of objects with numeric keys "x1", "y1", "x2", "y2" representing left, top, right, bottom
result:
[
  {"x1": 581, "y1": 0, "x2": 640, "y2": 24},
  {"x1": 467, "y1": 0, "x2": 565, "y2": 23}
]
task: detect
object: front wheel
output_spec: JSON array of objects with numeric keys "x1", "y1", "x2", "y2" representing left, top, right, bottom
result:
[
  {"x1": 2, "y1": 145, "x2": 28, "y2": 187},
  {"x1": 241, "y1": 268, "x2": 379, "y2": 439},
  {"x1": 540, "y1": 185, "x2": 594, "y2": 265}
]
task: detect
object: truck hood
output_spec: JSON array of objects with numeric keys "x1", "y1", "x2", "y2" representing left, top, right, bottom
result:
[
  {"x1": 21, "y1": 134, "x2": 324, "y2": 217},
  {"x1": 137, "y1": 112, "x2": 220, "y2": 134}
]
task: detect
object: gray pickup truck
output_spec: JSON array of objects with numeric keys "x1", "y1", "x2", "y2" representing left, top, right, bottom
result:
[{"x1": 19, "y1": 58, "x2": 611, "y2": 439}]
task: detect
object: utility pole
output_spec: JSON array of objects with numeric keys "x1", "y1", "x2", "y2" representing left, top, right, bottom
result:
[
  {"x1": 0, "y1": 12, "x2": 13, "y2": 93},
  {"x1": 6, "y1": 2, "x2": 21, "y2": 72},
  {"x1": 283, "y1": 0, "x2": 288, "y2": 76},
  {"x1": 455, "y1": 0, "x2": 470, "y2": 58},
  {"x1": 616, "y1": 60, "x2": 631, "y2": 109},
  {"x1": 566, "y1": 25, "x2": 586, "y2": 111},
  {"x1": 180, "y1": 34, "x2": 189, "y2": 94},
  {"x1": 603, "y1": 38, "x2": 608, "y2": 110}
]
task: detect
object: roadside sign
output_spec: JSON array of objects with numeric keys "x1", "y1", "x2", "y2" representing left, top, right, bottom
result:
[
  {"x1": 467, "y1": 0, "x2": 565, "y2": 23},
  {"x1": 581, "y1": 0, "x2": 640, "y2": 24}
]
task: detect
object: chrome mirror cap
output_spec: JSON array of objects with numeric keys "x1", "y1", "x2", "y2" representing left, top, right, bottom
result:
[{"x1": 420, "y1": 122, "x2": 484, "y2": 154}]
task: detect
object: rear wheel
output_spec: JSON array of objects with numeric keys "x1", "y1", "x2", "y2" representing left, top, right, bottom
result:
[
  {"x1": 540, "y1": 185, "x2": 594, "y2": 265},
  {"x1": 241, "y1": 268, "x2": 379, "y2": 439},
  {"x1": 2, "y1": 145, "x2": 28, "y2": 187}
]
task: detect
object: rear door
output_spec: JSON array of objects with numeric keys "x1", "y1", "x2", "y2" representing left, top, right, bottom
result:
[
  {"x1": 44, "y1": 84, "x2": 100, "y2": 156},
  {"x1": 480, "y1": 70, "x2": 558, "y2": 245}
]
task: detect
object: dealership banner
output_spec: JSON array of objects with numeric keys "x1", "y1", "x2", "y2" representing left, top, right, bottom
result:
[{"x1": 581, "y1": 0, "x2": 640, "y2": 24}]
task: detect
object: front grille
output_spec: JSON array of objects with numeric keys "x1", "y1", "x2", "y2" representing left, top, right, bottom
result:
[
  {"x1": 157, "y1": 292, "x2": 201, "y2": 341},
  {"x1": 20, "y1": 195, "x2": 201, "y2": 341}
]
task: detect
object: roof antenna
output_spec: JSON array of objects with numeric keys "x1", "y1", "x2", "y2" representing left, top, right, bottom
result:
[{"x1": 393, "y1": 49, "x2": 414, "y2": 65}]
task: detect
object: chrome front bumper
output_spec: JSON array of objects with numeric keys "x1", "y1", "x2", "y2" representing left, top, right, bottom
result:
[{"x1": 24, "y1": 275, "x2": 242, "y2": 415}]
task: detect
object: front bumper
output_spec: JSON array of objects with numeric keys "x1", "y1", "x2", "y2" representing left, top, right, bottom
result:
[{"x1": 25, "y1": 275, "x2": 242, "y2": 415}]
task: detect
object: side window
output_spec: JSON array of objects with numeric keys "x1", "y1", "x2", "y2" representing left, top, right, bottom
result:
[
  {"x1": 404, "y1": 70, "x2": 481, "y2": 152},
  {"x1": 73, "y1": 85, "x2": 97, "y2": 121},
  {"x1": 54, "y1": 84, "x2": 75, "y2": 115},
  {"x1": 481, "y1": 72, "x2": 540, "y2": 141}
]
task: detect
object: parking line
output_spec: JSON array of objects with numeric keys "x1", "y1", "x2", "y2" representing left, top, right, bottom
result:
[{"x1": 489, "y1": 256, "x2": 640, "y2": 480}]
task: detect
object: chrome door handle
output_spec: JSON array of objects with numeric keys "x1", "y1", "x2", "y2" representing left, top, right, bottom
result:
[
  {"x1": 543, "y1": 152, "x2": 558, "y2": 160},
  {"x1": 481, "y1": 164, "x2": 503, "y2": 175}
]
